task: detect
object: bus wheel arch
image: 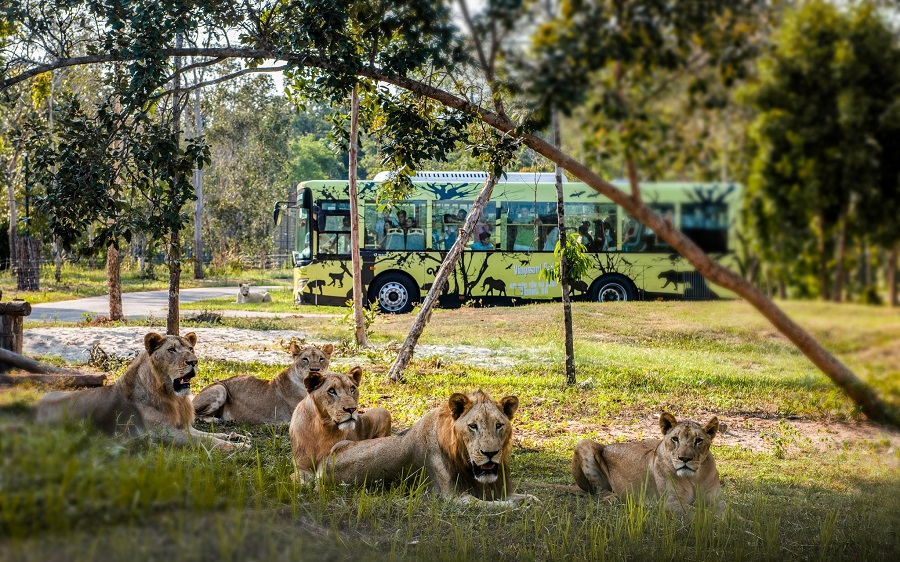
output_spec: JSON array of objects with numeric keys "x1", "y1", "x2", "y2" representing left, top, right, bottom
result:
[
  {"x1": 369, "y1": 272, "x2": 420, "y2": 314},
  {"x1": 588, "y1": 274, "x2": 637, "y2": 303}
]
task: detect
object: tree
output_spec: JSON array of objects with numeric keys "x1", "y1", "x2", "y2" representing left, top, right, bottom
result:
[
  {"x1": 1, "y1": 0, "x2": 895, "y2": 424},
  {"x1": 744, "y1": 0, "x2": 900, "y2": 303}
]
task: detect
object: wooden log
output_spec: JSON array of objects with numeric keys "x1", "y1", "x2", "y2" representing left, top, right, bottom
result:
[
  {"x1": 0, "y1": 314, "x2": 24, "y2": 354},
  {"x1": 0, "y1": 301, "x2": 31, "y2": 316},
  {"x1": 0, "y1": 346, "x2": 80, "y2": 375},
  {"x1": 0, "y1": 373, "x2": 107, "y2": 388}
]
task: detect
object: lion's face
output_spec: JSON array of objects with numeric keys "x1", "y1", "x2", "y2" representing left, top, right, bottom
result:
[
  {"x1": 289, "y1": 342, "x2": 333, "y2": 374},
  {"x1": 304, "y1": 367, "x2": 363, "y2": 431},
  {"x1": 449, "y1": 391, "x2": 518, "y2": 484},
  {"x1": 145, "y1": 332, "x2": 199, "y2": 396},
  {"x1": 659, "y1": 412, "x2": 719, "y2": 478},
  {"x1": 239, "y1": 283, "x2": 250, "y2": 296}
]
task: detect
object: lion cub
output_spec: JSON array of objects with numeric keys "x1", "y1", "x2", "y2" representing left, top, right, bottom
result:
[
  {"x1": 290, "y1": 367, "x2": 391, "y2": 482},
  {"x1": 236, "y1": 283, "x2": 271, "y2": 303},
  {"x1": 192, "y1": 342, "x2": 333, "y2": 424},
  {"x1": 571, "y1": 412, "x2": 726, "y2": 515}
]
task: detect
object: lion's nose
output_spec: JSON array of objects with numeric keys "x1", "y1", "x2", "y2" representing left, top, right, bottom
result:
[
  {"x1": 678, "y1": 456, "x2": 692, "y2": 463},
  {"x1": 343, "y1": 406, "x2": 357, "y2": 415},
  {"x1": 481, "y1": 450, "x2": 499, "y2": 460},
  {"x1": 186, "y1": 359, "x2": 198, "y2": 367}
]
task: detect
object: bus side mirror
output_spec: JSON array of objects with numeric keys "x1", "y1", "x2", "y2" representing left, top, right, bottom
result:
[{"x1": 273, "y1": 204, "x2": 282, "y2": 226}]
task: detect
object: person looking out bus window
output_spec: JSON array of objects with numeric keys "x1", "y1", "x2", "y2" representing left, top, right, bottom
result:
[
  {"x1": 578, "y1": 222, "x2": 594, "y2": 249},
  {"x1": 470, "y1": 232, "x2": 494, "y2": 251},
  {"x1": 374, "y1": 208, "x2": 395, "y2": 248}
]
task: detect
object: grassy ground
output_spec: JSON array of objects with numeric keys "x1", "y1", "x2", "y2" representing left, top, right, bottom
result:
[
  {"x1": 2, "y1": 300, "x2": 899, "y2": 560},
  {"x1": 180, "y1": 285, "x2": 346, "y2": 315},
  {"x1": 0, "y1": 263, "x2": 292, "y2": 304}
]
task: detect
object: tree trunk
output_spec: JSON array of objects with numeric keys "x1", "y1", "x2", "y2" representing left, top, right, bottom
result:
[
  {"x1": 553, "y1": 112, "x2": 576, "y2": 386},
  {"x1": 14, "y1": 237, "x2": 40, "y2": 291},
  {"x1": 6, "y1": 154, "x2": 17, "y2": 271},
  {"x1": 107, "y1": 238, "x2": 123, "y2": 321},
  {"x1": 349, "y1": 84, "x2": 366, "y2": 347},
  {"x1": 817, "y1": 211, "x2": 830, "y2": 301},
  {"x1": 193, "y1": 86, "x2": 204, "y2": 280},
  {"x1": 888, "y1": 245, "x2": 898, "y2": 307},
  {"x1": 832, "y1": 209, "x2": 847, "y2": 302},
  {"x1": 52, "y1": 237, "x2": 62, "y2": 283},
  {"x1": 387, "y1": 174, "x2": 499, "y2": 382},
  {"x1": 167, "y1": 33, "x2": 184, "y2": 336}
]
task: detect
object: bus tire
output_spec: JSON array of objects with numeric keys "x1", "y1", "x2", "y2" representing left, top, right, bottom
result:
[
  {"x1": 370, "y1": 273, "x2": 419, "y2": 314},
  {"x1": 588, "y1": 274, "x2": 636, "y2": 303}
]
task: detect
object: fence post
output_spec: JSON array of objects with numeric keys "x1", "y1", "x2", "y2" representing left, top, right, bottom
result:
[{"x1": 0, "y1": 300, "x2": 31, "y2": 354}]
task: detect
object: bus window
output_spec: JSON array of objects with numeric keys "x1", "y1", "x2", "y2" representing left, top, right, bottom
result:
[
  {"x1": 682, "y1": 202, "x2": 728, "y2": 252},
  {"x1": 622, "y1": 204, "x2": 674, "y2": 253},
  {"x1": 506, "y1": 202, "x2": 556, "y2": 251},
  {"x1": 366, "y1": 202, "x2": 427, "y2": 251},
  {"x1": 433, "y1": 202, "x2": 496, "y2": 251},
  {"x1": 564, "y1": 203, "x2": 616, "y2": 252},
  {"x1": 317, "y1": 201, "x2": 350, "y2": 255},
  {"x1": 294, "y1": 207, "x2": 312, "y2": 266}
]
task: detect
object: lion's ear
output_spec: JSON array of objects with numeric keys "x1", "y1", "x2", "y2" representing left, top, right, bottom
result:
[
  {"x1": 321, "y1": 343, "x2": 334, "y2": 357},
  {"x1": 348, "y1": 366, "x2": 363, "y2": 386},
  {"x1": 704, "y1": 417, "x2": 720, "y2": 440},
  {"x1": 288, "y1": 341, "x2": 303, "y2": 356},
  {"x1": 304, "y1": 372, "x2": 326, "y2": 393},
  {"x1": 144, "y1": 333, "x2": 166, "y2": 354},
  {"x1": 659, "y1": 412, "x2": 678, "y2": 435},
  {"x1": 184, "y1": 332, "x2": 198, "y2": 347},
  {"x1": 500, "y1": 396, "x2": 519, "y2": 420},
  {"x1": 449, "y1": 393, "x2": 470, "y2": 420}
]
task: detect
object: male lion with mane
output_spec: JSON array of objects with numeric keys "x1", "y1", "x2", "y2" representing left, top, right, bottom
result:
[
  {"x1": 290, "y1": 367, "x2": 392, "y2": 481},
  {"x1": 35, "y1": 332, "x2": 247, "y2": 451},
  {"x1": 571, "y1": 412, "x2": 726, "y2": 515},
  {"x1": 192, "y1": 342, "x2": 333, "y2": 424},
  {"x1": 319, "y1": 390, "x2": 537, "y2": 507}
]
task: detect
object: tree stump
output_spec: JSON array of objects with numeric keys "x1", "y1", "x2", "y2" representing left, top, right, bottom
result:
[
  {"x1": 14, "y1": 236, "x2": 41, "y2": 291},
  {"x1": 0, "y1": 300, "x2": 31, "y2": 354}
]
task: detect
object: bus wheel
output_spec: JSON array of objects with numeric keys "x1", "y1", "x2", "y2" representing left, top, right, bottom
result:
[
  {"x1": 589, "y1": 274, "x2": 636, "y2": 303},
  {"x1": 371, "y1": 273, "x2": 419, "y2": 314}
]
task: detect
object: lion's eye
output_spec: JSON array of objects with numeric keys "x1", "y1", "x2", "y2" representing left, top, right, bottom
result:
[
  {"x1": 320, "y1": 358, "x2": 325, "y2": 363},
  {"x1": 302, "y1": 358, "x2": 309, "y2": 363},
  {"x1": 468, "y1": 423, "x2": 478, "y2": 432},
  {"x1": 496, "y1": 423, "x2": 503, "y2": 431},
  {"x1": 695, "y1": 438, "x2": 703, "y2": 446},
  {"x1": 328, "y1": 388, "x2": 337, "y2": 397},
  {"x1": 350, "y1": 386, "x2": 357, "y2": 394},
  {"x1": 672, "y1": 437, "x2": 679, "y2": 444},
  {"x1": 168, "y1": 347, "x2": 177, "y2": 353}
]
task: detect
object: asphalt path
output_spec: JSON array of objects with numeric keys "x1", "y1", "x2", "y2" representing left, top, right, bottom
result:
[{"x1": 27, "y1": 286, "x2": 286, "y2": 322}]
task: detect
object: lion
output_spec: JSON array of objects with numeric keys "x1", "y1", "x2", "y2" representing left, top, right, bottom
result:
[
  {"x1": 319, "y1": 390, "x2": 537, "y2": 507},
  {"x1": 571, "y1": 412, "x2": 726, "y2": 515},
  {"x1": 236, "y1": 283, "x2": 272, "y2": 303},
  {"x1": 35, "y1": 332, "x2": 247, "y2": 451},
  {"x1": 192, "y1": 342, "x2": 333, "y2": 424},
  {"x1": 290, "y1": 367, "x2": 392, "y2": 482}
]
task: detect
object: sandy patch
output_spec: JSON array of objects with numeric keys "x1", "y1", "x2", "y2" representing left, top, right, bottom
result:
[{"x1": 23, "y1": 327, "x2": 528, "y2": 369}]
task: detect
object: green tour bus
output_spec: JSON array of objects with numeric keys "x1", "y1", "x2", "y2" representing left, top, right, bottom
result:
[{"x1": 274, "y1": 171, "x2": 742, "y2": 313}]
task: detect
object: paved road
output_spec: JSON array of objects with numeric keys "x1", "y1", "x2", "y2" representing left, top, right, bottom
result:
[{"x1": 28, "y1": 286, "x2": 286, "y2": 322}]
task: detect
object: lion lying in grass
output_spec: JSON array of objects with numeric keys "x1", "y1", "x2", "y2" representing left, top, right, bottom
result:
[
  {"x1": 35, "y1": 332, "x2": 247, "y2": 451},
  {"x1": 192, "y1": 342, "x2": 333, "y2": 423},
  {"x1": 236, "y1": 283, "x2": 271, "y2": 303},
  {"x1": 571, "y1": 412, "x2": 726, "y2": 515},
  {"x1": 290, "y1": 367, "x2": 392, "y2": 481},
  {"x1": 319, "y1": 390, "x2": 537, "y2": 507}
]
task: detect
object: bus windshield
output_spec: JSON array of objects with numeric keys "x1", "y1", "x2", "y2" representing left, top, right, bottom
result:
[{"x1": 294, "y1": 207, "x2": 311, "y2": 265}]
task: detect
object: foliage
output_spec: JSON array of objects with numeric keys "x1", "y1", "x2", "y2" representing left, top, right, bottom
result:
[
  {"x1": 742, "y1": 0, "x2": 900, "y2": 299},
  {"x1": 541, "y1": 232, "x2": 592, "y2": 285}
]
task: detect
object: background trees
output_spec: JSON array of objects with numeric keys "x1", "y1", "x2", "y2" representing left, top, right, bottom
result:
[{"x1": 743, "y1": 0, "x2": 900, "y2": 305}]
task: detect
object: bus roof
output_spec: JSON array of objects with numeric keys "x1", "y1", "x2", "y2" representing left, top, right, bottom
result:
[{"x1": 371, "y1": 170, "x2": 565, "y2": 183}]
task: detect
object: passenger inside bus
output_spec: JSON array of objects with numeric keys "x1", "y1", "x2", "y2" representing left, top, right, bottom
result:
[
  {"x1": 374, "y1": 208, "x2": 396, "y2": 248},
  {"x1": 470, "y1": 232, "x2": 494, "y2": 251}
]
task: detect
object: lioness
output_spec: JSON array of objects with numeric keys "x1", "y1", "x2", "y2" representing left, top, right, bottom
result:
[
  {"x1": 290, "y1": 367, "x2": 392, "y2": 481},
  {"x1": 192, "y1": 342, "x2": 333, "y2": 424},
  {"x1": 236, "y1": 283, "x2": 271, "y2": 303},
  {"x1": 571, "y1": 412, "x2": 726, "y2": 515},
  {"x1": 35, "y1": 332, "x2": 246, "y2": 451},
  {"x1": 320, "y1": 390, "x2": 537, "y2": 507}
]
